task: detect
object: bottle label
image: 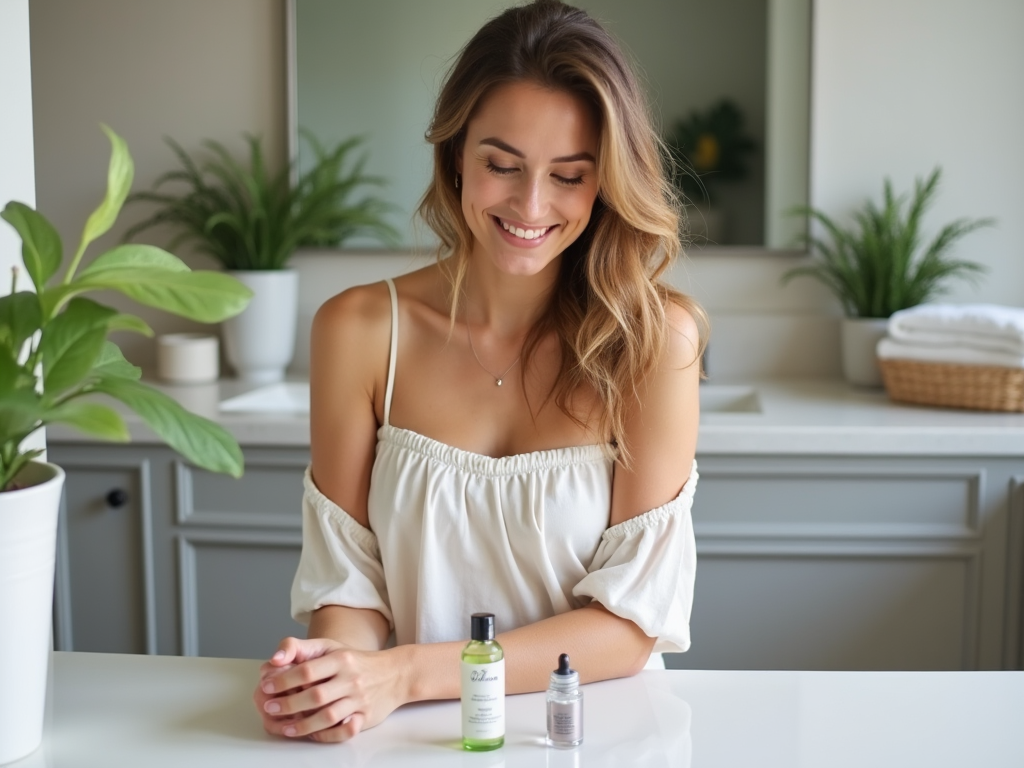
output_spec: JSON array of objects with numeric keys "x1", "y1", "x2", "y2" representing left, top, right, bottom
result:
[
  {"x1": 548, "y1": 699, "x2": 583, "y2": 742},
  {"x1": 461, "y1": 659, "x2": 505, "y2": 740}
]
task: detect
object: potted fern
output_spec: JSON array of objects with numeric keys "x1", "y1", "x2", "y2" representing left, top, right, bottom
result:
[
  {"x1": 125, "y1": 130, "x2": 398, "y2": 383},
  {"x1": 0, "y1": 126, "x2": 252, "y2": 764},
  {"x1": 782, "y1": 169, "x2": 993, "y2": 386}
]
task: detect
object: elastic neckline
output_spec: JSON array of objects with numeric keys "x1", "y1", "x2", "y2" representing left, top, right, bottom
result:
[{"x1": 378, "y1": 423, "x2": 611, "y2": 478}]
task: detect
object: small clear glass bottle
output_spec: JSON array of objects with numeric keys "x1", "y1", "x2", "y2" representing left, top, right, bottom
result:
[
  {"x1": 461, "y1": 612, "x2": 505, "y2": 751},
  {"x1": 546, "y1": 653, "x2": 583, "y2": 748}
]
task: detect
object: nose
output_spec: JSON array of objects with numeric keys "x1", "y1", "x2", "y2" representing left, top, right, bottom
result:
[{"x1": 511, "y1": 173, "x2": 546, "y2": 222}]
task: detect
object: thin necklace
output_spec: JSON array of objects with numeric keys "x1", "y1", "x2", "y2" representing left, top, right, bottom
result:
[{"x1": 466, "y1": 323, "x2": 521, "y2": 387}]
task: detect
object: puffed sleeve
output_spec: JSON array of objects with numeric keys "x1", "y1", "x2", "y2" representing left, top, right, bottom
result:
[
  {"x1": 572, "y1": 460, "x2": 698, "y2": 653},
  {"x1": 290, "y1": 465, "x2": 393, "y2": 627}
]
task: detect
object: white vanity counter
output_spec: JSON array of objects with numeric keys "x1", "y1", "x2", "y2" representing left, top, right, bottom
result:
[
  {"x1": 47, "y1": 377, "x2": 1024, "y2": 456},
  {"x1": 25, "y1": 652, "x2": 1024, "y2": 768}
]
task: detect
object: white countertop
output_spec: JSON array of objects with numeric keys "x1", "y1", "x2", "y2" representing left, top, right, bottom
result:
[
  {"x1": 46, "y1": 378, "x2": 1024, "y2": 456},
  {"x1": 19, "y1": 652, "x2": 1024, "y2": 768}
]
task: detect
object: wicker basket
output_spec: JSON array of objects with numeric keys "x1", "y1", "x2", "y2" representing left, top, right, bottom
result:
[{"x1": 878, "y1": 358, "x2": 1024, "y2": 412}]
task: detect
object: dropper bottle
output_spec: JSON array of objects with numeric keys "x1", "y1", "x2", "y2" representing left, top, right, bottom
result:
[{"x1": 546, "y1": 653, "x2": 583, "y2": 748}]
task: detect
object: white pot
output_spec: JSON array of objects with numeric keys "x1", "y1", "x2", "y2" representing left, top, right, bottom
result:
[
  {"x1": 0, "y1": 461, "x2": 65, "y2": 765},
  {"x1": 222, "y1": 269, "x2": 299, "y2": 384},
  {"x1": 841, "y1": 317, "x2": 890, "y2": 387}
]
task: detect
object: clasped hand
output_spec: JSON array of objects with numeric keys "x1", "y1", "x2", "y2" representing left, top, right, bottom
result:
[{"x1": 253, "y1": 637, "x2": 404, "y2": 743}]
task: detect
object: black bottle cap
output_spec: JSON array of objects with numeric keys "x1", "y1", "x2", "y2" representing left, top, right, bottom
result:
[
  {"x1": 470, "y1": 612, "x2": 495, "y2": 641},
  {"x1": 556, "y1": 653, "x2": 573, "y2": 675}
]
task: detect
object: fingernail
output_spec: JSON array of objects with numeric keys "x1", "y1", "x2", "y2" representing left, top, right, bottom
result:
[
  {"x1": 342, "y1": 715, "x2": 353, "y2": 725},
  {"x1": 284, "y1": 726, "x2": 297, "y2": 737},
  {"x1": 273, "y1": 650, "x2": 285, "y2": 661},
  {"x1": 264, "y1": 701, "x2": 281, "y2": 714},
  {"x1": 262, "y1": 682, "x2": 275, "y2": 694}
]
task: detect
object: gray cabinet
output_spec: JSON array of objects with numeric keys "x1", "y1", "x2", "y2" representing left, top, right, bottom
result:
[
  {"x1": 665, "y1": 455, "x2": 1024, "y2": 672},
  {"x1": 50, "y1": 444, "x2": 1024, "y2": 670},
  {"x1": 51, "y1": 444, "x2": 308, "y2": 660}
]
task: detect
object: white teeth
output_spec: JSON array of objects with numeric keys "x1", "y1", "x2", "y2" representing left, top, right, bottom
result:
[{"x1": 499, "y1": 219, "x2": 548, "y2": 240}]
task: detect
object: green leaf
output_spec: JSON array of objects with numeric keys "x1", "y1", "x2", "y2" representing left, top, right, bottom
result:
[
  {"x1": 38, "y1": 297, "x2": 117, "y2": 396},
  {"x1": 0, "y1": 202, "x2": 63, "y2": 292},
  {"x1": 0, "y1": 389, "x2": 42, "y2": 448},
  {"x1": 80, "y1": 243, "x2": 190, "y2": 276},
  {"x1": 0, "y1": 291, "x2": 42, "y2": 354},
  {"x1": 90, "y1": 341, "x2": 142, "y2": 380},
  {"x1": 42, "y1": 399, "x2": 129, "y2": 442},
  {"x1": 79, "y1": 125, "x2": 134, "y2": 252},
  {"x1": 93, "y1": 377, "x2": 243, "y2": 477},
  {"x1": 106, "y1": 312, "x2": 154, "y2": 337},
  {"x1": 77, "y1": 267, "x2": 252, "y2": 323}
]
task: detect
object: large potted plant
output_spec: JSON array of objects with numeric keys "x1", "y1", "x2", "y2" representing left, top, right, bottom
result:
[
  {"x1": 125, "y1": 130, "x2": 398, "y2": 383},
  {"x1": 782, "y1": 169, "x2": 993, "y2": 386},
  {"x1": 0, "y1": 126, "x2": 251, "y2": 765}
]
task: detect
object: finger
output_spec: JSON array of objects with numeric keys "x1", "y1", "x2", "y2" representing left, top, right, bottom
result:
[
  {"x1": 279, "y1": 699, "x2": 359, "y2": 739},
  {"x1": 310, "y1": 712, "x2": 364, "y2": 743},
  {"x1": 263, "y1": 673, "x2": 353, "y2": 717},
  {"x1": 260, "y1": 649, "x2": 352, "y2": 696},
  {"x1": 260, "y1": 711, "x2": 305, "y2": 737}
]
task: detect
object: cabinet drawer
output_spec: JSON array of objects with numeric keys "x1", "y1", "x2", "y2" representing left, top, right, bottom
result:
[
  {"x1": 176, "y1": 451, "x2": 309, "y2": 529},
  {"x1": 695, "y1": 458, "x2": 982, "y2": 537}
]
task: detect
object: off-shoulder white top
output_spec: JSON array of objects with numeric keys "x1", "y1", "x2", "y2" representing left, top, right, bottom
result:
[{"x1": 291, "y1": 278, "x2": 698, "y2": 655}]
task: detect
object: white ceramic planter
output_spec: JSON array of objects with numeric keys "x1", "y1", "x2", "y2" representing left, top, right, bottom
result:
[
  {"x1": 222, "y1": 269, "x2": 299, "y2": 384},
  {"x1": 0, "y1": 461, "x2": 65, "y2": 765},
  {"x1": 841, "y1": 317, "x2": 890, "y2": 387}
]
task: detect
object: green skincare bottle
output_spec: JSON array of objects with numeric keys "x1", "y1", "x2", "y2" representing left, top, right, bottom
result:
[{"x1": 461, "y1": 612, "x2": 505, "y2": 751}]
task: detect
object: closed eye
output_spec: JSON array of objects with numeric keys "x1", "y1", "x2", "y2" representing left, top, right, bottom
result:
[
  {"x1": 486, "y1": 161, "x2": 517, "y2": 176},
  {"x1": 554, "y1": 174, "x2": 585, "y2": 187}
]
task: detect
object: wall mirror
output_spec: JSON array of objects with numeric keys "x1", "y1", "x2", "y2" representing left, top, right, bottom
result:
[{"x1": 289, "y1": 0, "x2": 810, "y2": 251}]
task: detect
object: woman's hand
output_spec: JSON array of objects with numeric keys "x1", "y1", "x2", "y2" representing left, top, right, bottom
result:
[{"x1": 253, "y1": 636, "x2": 408, "y2": 743}]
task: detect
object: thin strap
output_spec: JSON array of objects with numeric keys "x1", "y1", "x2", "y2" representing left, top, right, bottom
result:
[{"x1": 383, "y1": 278, "x2": 398, "y2": 427}]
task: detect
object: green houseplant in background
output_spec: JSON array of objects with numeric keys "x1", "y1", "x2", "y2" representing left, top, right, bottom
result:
[
  {"x1": 664, "y1": 99, "x2": 757, "y2": 244},
  {"x1": 782, "y1": 168, "x2": 993, "y2": 385},
  {"x1": 125, "y1": 130, "x2": 398, "y2": 383},
  {"x1": 0, "y1": 126, "x2": 252, "y2": 765}
]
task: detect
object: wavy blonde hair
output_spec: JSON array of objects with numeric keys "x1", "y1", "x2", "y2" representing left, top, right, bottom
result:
[{"x1": 417, "y1": 0, "x2": 708, "y2": 465}]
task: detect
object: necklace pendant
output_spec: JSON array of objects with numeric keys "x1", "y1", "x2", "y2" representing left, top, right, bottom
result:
[{"x1": 496, "y1": 379, "x2": 503, "y2": 387}]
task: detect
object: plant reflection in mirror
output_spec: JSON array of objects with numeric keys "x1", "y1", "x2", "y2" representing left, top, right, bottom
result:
[{"x1": 124, "y1": 130, "x2": 400, "y2": 271}]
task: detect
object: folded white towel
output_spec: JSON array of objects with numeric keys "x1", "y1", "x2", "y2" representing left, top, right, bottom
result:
[
  {"x1": 888, "y1": 304, "x2": 1024, "y2": 356},
  {"x1": 877, "y1": 337, "x2": 1024, "y2": 369}
]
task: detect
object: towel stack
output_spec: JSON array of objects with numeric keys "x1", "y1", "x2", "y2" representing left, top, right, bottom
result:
[{"x1": 877, "y1": 304, "x2": 1024, "y2": 369}]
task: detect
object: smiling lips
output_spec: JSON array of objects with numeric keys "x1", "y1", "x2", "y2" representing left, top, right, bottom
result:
[{"x1": 494, "y1": 216, "x2": 556, "y2": 243}]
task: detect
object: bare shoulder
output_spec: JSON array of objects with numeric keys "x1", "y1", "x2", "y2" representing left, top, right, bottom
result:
[
  {"x1": 312, "y1": 281, "x2": 392, "y2": 351},
  {"x1": 661, "y1": 298, "x2": 704, "y2": 372}
]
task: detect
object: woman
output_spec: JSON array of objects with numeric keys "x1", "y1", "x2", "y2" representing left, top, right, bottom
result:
[{"x1": 254, "y1": 0, "x2": 707, "y2": 743}]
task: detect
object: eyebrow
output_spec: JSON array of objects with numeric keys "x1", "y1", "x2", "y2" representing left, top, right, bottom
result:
[{"x1": 479, "y1": 137, "x2": 595, "y2": 164}]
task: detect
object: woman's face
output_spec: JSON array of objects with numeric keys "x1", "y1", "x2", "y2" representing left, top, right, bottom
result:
[{"x1": 458, "y1": 81, "x2": 600, "y2": 278}]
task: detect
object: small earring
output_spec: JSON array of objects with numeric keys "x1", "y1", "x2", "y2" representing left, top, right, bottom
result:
[{"x1": 455, "y1": 173, "x2": 461, "y2": 190}]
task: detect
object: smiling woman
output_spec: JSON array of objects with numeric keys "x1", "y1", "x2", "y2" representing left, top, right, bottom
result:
[{"x1": 256, "y1": 0, "x2": 707, "y2": 745}]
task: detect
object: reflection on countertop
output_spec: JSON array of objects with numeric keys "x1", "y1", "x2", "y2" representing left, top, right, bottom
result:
[{"x1": 45, "y1": 377, "x2": 1024, "y2": 456}]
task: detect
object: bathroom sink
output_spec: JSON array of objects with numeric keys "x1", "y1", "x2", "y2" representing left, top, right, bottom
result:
[
  {"x1": 699, "y1": 385, "x2": 762, "y2": 414},
  {"x1": 219, "y1": 382, "x2": 310, "y2": 414},
  {"x1": 219, "y1": 381, "x2": 762, "y2": 416}
]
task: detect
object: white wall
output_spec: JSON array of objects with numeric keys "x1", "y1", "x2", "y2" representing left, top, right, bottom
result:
[
  {"x1": 0, "y1": 0, "x2": 36, "y2": 276},
  {"x1": 811, "y1": 0, "x2": 1024, "y2": 308},
  {"x1": 0, "y1": 0, "x2": 47, "y2": 457}
]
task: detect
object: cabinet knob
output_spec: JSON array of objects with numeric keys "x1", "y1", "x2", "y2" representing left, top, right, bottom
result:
[{"x1": 106, "y1": 489, "x2": 129, "y2": 508}]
